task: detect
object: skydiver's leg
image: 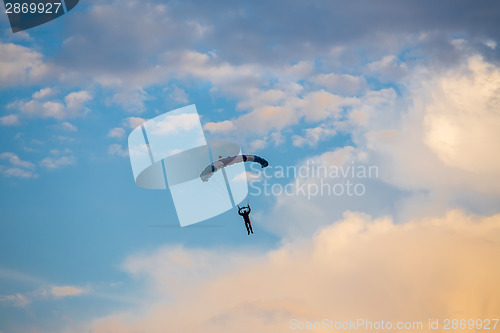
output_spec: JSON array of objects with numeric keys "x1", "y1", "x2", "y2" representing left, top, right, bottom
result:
[
  {"x1": 245, "y1": 222, "x2": 250, "y2": 235},
  {"x1": 248, "y1": 221, "x2": 253, "y2": 234}
]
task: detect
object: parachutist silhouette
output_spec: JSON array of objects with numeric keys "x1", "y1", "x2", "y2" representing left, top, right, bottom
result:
[
  {"x1": 238, "y1": 205, "x2": 253, "y2": 235},
  {"x1": 200, "y1": 155, "x2": 269, "y2": 182}
]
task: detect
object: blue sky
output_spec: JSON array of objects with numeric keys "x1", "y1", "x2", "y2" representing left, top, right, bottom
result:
[{"x1": 1, "y1": 1, "x2": 500, "y2": 332}]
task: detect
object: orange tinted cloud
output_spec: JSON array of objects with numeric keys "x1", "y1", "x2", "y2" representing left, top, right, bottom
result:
[{"x1": 90, "y1": 210, "x2": 500, "y2": 333}]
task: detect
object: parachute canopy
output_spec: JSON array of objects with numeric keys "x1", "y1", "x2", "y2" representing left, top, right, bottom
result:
[{"x1": 200, "y1": 155, "x2": 268, "y2": 182}]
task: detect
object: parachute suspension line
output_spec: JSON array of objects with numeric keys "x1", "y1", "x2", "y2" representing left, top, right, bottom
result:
[
  {"x1": 208, "y1": 147, "x2": 235, "y2": 205},
  {"x1": 205, "y1": 145, "x2": 231, "y2": 198},
  {"x1": 199, "y1": 153, "x2": 267, "y2": 208},
  {"x1": 210, "y1": 174, "x2": 230, "y2": 197},
  {"x1": 221, "y1": 167, "x2": 236, "y2": 208}
]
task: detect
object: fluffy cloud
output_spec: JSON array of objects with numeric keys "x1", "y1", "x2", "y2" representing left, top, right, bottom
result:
[
  {"x1": 109, "y1": 88, "x2": 149, "y2": 113},
  {"x1": 0, "y1": 152, "x2": 35, "y2": 170},
  {"x1": 40, "y1": 155, "x2": 76, "y2": 169},
  {"x1": 249, "y1": 139, "x2": 268, "y2": 151},
  {"x1": 123, "y1": 117, "x2": 146, "y2": 129},
  {"x1": 1, "y1": 167, "x2": 37, "y2": 178},
  {"x1": 260, "y1": 146, "x2": 395, "y2": 238},
  {"x1": 150, "y1": 113, "x2": 200, "y2": 135},
  {"x1": 205, "y1": 89, "x2": 358, "y2": 138},
  {"x1": 33, "y1": 87, "x2": 57, "y2": 99},
  {"x1": 64, "y1": 91, "x2": 92, "y2": 113},
  {"x1": 292, "y1": 125, "x2": 337, "y2": 147},
  {"x1": 60, "y1": 122, "x2": 78, "y2": 132},
  {"x1": 0, "y1": 42, "x2": 51, "y2": 86},
  {"x1": 9, "y1": 90, "x2": 92, "y2": 120},
  {"x1": 366, "y1": 55, "x2": 409, "y2": 82},
  {"x1": 88, "y1": 210, "x2": 500, "y2": 333},
  {"x1": 107, "y1": 127, "x2": 126, "y2": 139},
  {"x1": 108, "y1": 144, "x2": 129, "y2": 157},
  {"x1": 422, "y1": 56, "x2": 500, "y2": 176},
  {"x1": 204, "y1": 120, "x2": 236, "y2": 134},
  {"x1": 167, "y1": 85, "x2": 189, "y2": 104},
  {"x1": 0, "y1": 114, "x2": 20, "y2": 126},
  {"x1": 311, "y1": 73, "x2": 367, "y2": 95},
  {"x1": 0, "y1": 152, "x2": 38, "y2": 179},
  {"x1": 355, "y1": 56, "x2": 500, "y2": 204},
  {"x1": 54, "y1": 0, "x2": 500, "y2": 83}
]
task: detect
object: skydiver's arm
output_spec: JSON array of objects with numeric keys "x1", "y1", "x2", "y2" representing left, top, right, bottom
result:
[{"x1": 247, "y1": 205, "x2": 251, "y2": 213}]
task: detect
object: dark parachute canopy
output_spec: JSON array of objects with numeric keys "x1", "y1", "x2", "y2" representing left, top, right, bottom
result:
[{"x1": 200, "y1": 155, "x2": 268, "y2": 182}]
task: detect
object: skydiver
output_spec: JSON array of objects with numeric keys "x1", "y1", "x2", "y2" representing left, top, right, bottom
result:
[{"x1": 238, "y1": 205, "x2": 253, "y2": 235}]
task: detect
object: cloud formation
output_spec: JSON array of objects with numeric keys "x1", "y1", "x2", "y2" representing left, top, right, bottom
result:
[
  {"x1": 350, "y1": 55, "x2": 500, "y2": 220},
  {"x1": 0, "y1": 114, "x2": 20, "y2": 126},
  {"x1": 88, "y1": 210, "x2": 500, "y2": 333},
  {"x1": 0, "y1": 42, "x2": 51, "y2": 86},
  {"x1": 0, "y1": 152, "x2": 38, "y2": 178},
  {"x1": 107, "y1": 127, "x2": 125, "y2": 139},
  {"x1": 40, "y1": 155, "x2": 76, "y2": 170},
  {"x1": 0, "y1": 285, "x2": 88, "y2": 308},
  {"x1": 8, "y1": 90, "x2": 92, "y2": 121}
]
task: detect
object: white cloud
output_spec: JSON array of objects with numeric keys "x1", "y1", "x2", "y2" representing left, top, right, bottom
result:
[
  {"x1": 261, "y1": 146, "x2": 388, "y2": 238},
  {"x1": 65, "y1": 90, "x2": 92, "y2": 113},
  {"x1": 33, "y1": 87, "x2": 56, "y2": 99},
  {"x1": 484, "y1": 40, "x2": 497, "y2": 49},
  {"x1": 367, "y1": 55, "x2": 409, "y2": 82},
  {"x1": 40, "y1": 155, "x2": 76, "y2": 169},
  {"x1": 108, "y1": 144, "x2": 129, "y2": 157},
  {"x1": 168, "y1": 50, "x2": 262, "y2": 96},
  {"x1": 311, "y1": 73, "x2": 367, "y2": 95},
  {"x1": 249, "y1": 139, "x2": 267, "y2": 151},
  {"x1": 41, "y1": 101, "x2": 66, "y2": 119},
  {"x1": 0, "y1": 152, "x2": 36, "y2": 170},
  {"x1": 10, "y1": 90, "x2": 92, "y2": 120},
  {"x1": 358, "y1": 56, "x2": 500, "y2": 200},
  {"x1": 110, "y1": 89, "x2": 149, "y2": 113},
  {"x1": 205, "y1": 89, "x2": 358, "y2": 139},
  {"x1": 0, "y1": 42, "x2": 51, "y2": 86},
  {"x1": 0, "y1": 167, "x2": 38, "y2": 179},
  {"x1": 236, "y1": 88, "x2": 290, "y2": 111},
  {"x1": 49, "y1": 148, "x2": 72, "y2": 156},
  {"x1": 233, "y1": 171, "x2": 262, "y2": 183},
  {"x1": 422, "y1": 56, "x2": 500, "y2": 175},
  {"x1": 284, "y1": 61, "x2": 314, "y2": 79},
  {"x1": 0, "y1": 114, "x2": 20, "y2": 126},
  {"x1": 270, "y1": 131, "x2": 285, "y2": 146},
  {"x1": 108, "y1": 127, "x2": 126, "y2": 139},
  {"x1": 150, "y1": 113, "x2": 199, "y2": 135},
  {"x1": 204, "y1": 120, "x2": 235, "y2": 134},
  {"x1": 123, "y1": 117, "x2": 146, "y2": 129},
  {"x1": 168, "y1": 86, "x2": 189, "y2": 104},
  {"x1": 60, "y1": 121, "x2": 78, "y2": 132},
  {"x1": 292, "y1": 125, "x2": 337, "y2": 147}
]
